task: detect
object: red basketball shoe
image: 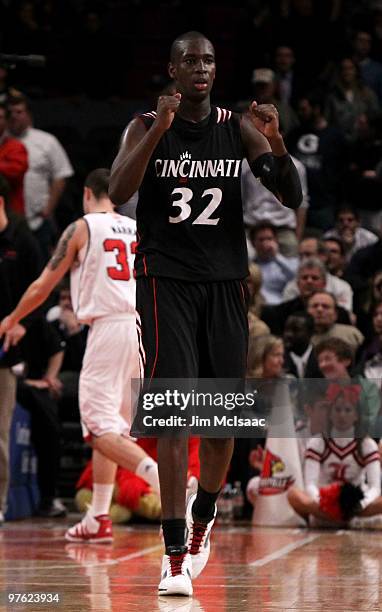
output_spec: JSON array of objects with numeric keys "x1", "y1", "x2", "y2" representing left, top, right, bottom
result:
[{"x1": 65, "y1": 511, "x2": 113, "y2": 543}]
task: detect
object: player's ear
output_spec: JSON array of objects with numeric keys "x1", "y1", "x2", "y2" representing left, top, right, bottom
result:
[
  {"x1": 83, "y1": 186, "x2": 91, "y2": 201},
  {"x1": 168, "y1": 62, "x2": 176, "y2": 80}
]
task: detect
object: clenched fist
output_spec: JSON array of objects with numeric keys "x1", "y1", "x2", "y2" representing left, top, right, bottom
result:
[
  {"x1": 154, "y1": 93, "x2": 182, "y2": 131},
  {"x1": 248, "y1": 101, "x2": 280, "y2": 139}
]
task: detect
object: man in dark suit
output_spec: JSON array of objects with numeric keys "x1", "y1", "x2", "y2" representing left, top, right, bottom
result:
[{"x1": 283, "y1": 311, "x2": 322, "y2": 378}]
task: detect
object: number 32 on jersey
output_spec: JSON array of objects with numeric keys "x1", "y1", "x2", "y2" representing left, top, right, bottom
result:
[
  {"x1": 169, "y1": 187, "x2": 222, "y2": 225},
  {"x1": 103, "y1": 239, "x2": 137, "y2": 281}
]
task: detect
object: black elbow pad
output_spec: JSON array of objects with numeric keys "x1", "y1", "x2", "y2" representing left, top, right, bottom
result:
[
  {"x1": 249, "y1": 153, "x2": 278, "y2": 193},
  {"x1": 249, "y1": 153, "x2": 302, "y2": 209}
]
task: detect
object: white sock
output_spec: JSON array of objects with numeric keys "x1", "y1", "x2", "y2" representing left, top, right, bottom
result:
[
  {"x1": 135, "y1": 456, "x2": 160, "y2": 494},
  {"x1": 90, "y1": 483, "x2": 114, "y2": 516}
]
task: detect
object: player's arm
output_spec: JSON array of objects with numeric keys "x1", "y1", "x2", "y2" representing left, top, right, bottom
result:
[
  {"x1": 240, "y1": 102, "x2": 302, "y2": 210},
  {"x1": 0, "y1": 219, "x2": 87, "y2": 347},
  {"x1": 109, "y1": 93, "x2": 182, "y2": 206}
]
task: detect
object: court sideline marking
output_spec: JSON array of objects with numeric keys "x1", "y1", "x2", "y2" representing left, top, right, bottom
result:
[
  {"x1": 0, "y1": 544, "x2": 163, "y2": 572},
  {"x1": 249, "y1": 534, "x2": 319, "y2": 567}
]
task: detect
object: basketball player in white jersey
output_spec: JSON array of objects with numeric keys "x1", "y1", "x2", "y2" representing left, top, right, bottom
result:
[{"x1": 0, "y1": 168, "x2": 160, "y2": 542}]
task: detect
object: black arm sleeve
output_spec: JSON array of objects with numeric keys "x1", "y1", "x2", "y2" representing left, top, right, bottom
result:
[{"x1": 249, "y1": 153, "x2": 303, "y2": 210}]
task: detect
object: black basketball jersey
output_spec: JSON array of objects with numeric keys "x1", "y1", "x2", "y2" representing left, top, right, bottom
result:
[{"x1": 134, "y1": 105, "x2": 248, "y2": 281}]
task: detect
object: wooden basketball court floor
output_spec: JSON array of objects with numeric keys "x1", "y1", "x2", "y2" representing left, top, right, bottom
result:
[{"x1": 1, "y1": 518, "x2": 382, "y2": 611}]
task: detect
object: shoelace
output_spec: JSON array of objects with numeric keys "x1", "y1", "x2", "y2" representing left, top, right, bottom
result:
[
  {"x1": 169, "y1": 553, "x2": 186, "y2": 576},
  {"x1": 189, "y1": 521, "x2": 207, "y2": 555}
]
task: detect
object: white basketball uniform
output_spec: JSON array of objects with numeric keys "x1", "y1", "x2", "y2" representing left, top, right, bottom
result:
[
  {"x1": 70, "y1": 212, "x2": 139, "y2": 440},
  {"x1": 304, "y1": 435, "x2": 381, "y2": 509}
]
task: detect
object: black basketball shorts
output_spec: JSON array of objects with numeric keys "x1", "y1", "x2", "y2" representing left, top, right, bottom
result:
[{"x1": 136, "y1": 276, "x2": 249, "y2": 380}]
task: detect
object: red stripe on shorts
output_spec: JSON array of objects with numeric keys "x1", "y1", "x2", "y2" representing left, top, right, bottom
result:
[{"x1": 150, "y1": 278, "x2": 159, "y2": 381}]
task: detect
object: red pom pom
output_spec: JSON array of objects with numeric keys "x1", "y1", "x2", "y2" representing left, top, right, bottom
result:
[
  {"x1": 116, "y1": 473, "x2": 150, "y2": 511},
  {"x1": 319, "y1": 482, "x2": 343, "y2": 521}
]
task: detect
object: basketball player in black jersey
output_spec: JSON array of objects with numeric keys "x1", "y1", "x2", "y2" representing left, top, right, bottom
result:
[{"x1": 110, "y1": 31, "x2": 302, "y2": 597}]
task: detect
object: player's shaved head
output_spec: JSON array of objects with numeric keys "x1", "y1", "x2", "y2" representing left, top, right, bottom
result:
[{"x1": 170, "y1": 31, "x2": 214, "y2": 62}]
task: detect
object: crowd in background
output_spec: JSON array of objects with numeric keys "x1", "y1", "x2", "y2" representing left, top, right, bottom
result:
[
  {"x1": 1, "y1": 0, "x2": 382, "y2": 522},
  {"x1": 1, "y1": 0, "x2": 382, "y2": 102}
]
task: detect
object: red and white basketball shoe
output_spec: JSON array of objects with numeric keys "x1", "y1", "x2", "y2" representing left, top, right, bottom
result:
[
  {"x1": 65, "y1": 511, "x2": 113, "y2": 543},
  {"x1": 158, "y1": 545, "x2": 193, "y2": 596},
  {"x1": 185, "y1": 493, "x2": 216, "y2": 579}
]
